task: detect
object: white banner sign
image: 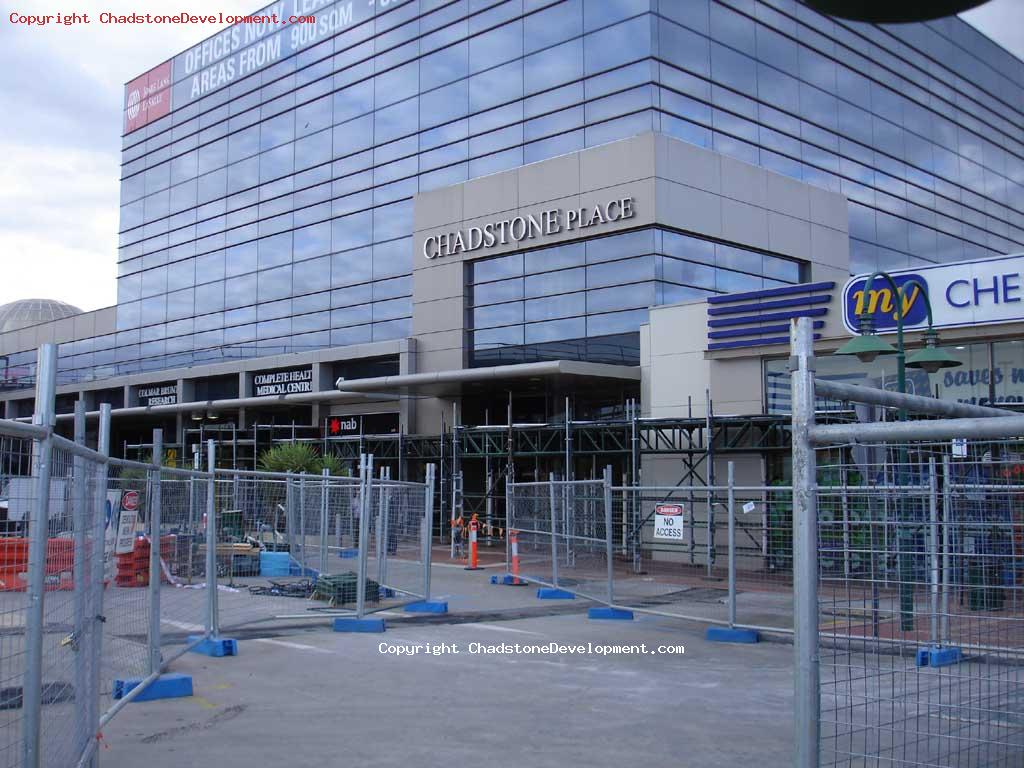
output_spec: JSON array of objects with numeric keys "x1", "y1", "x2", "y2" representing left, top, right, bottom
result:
[
  {"x1": 844, "y1": 253, "x2": 1024, "y2": 334},
  {"x1": 115, "y1": 490, "x2": 140, "y2": 555}
]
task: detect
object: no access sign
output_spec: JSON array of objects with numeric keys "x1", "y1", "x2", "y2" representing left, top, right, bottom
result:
[{"x1": 653, "y1": 504, "x2": 686, "y2": 541}]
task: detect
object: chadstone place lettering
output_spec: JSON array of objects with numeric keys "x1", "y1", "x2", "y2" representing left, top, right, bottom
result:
[{"x1": 422, "y1": 197, "x2": 635, "y2": 260}]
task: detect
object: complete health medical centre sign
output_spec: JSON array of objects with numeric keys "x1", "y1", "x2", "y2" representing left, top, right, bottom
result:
[{"x1": 843, "y1": 253, "x2": 1024, "y2": 334}]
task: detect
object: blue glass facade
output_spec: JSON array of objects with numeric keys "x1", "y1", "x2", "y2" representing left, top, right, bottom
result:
[
  {"x1": 469, "y1": 227, "x2": 803, "y2": 365},
  {"x1": 6, "y1": 0, "x2": 1024, "y2": 387}
]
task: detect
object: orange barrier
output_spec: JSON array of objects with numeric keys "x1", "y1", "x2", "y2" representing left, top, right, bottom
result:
[
  {"x1": 464, "y1": 515, "x2": 483, "y2": 570},
  {"x1": 115, "y1": 536, "x2": 175, "y2": 587},
  {"x1": 0, "y1": 538, "x2": 75, "y2": 592}
]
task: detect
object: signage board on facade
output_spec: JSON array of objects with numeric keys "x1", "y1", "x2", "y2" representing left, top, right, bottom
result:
[
  {"x1": 123, "y1": 61, "x2": 172, "y2": 132},
  {"x1": 422, "y1": 197, "x2": 636, "y2": 260},
  {"x1": 253, "y1": 367, "x2": 313, "y2": 396},
  {"x1": 843, "y1": 253, "x2": 1024, "y2": 334},
  {"x1": 168, "y1": 0, "x2": 382, "y2": 109},
  {"x1": 326, "y1": 415, "x2": 361, "y2": 436},
  {"x1": 653, "y1": 504, "x2": 685, "y2": 541},
  {"x1": 138, "y1": 383, "x2": 177, "y2": 406},
  {"x1": 125, "y1": 1, "x2": 406, "y2": 124},
  {"x1": 324, "y1": 413, "x2": 400, "y2": 436}
]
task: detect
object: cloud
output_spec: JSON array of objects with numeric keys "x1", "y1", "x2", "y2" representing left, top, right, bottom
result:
[
  {"x1": 1, "y1": 0, "x2": 257, "y2": 312},
  {"x1": 3, "y1": 0, "x2": 1022, "y2": 314},
  {"x1": 961, "y1": 0, "x2": 1024, "y2": 61}
]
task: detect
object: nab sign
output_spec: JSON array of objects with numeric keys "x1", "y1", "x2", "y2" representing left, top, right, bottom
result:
[{"x1": 843, "y1": 253, "x2": 1024, "y2": 334}]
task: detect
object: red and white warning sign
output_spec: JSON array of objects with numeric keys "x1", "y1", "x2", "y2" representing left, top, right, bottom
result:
[
  {"x1": 114, "y1": 491, "x2": 140, "y2": 554},
  {"x1": 653, "y1": 504, "x2": 685, "y2": 540}
]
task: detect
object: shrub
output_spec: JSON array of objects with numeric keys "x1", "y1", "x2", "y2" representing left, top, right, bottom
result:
[{"x1": 257, "y1": 443, "x2": 349, "y2": 476}]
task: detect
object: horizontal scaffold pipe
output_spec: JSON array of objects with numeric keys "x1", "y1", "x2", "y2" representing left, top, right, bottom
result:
[
  {"x1": 813, "y1": 379, "x2": 1015, "y2": 419},
  {"x1": 810, "y1": 416, "x2": 1024, "y2": 445}
]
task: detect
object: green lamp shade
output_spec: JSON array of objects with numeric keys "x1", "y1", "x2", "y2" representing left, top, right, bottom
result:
[
  {"x1": 835, "y1": 333, "x2": 897, "y2": 364},
  {"x1": 906, "y1": 332, "x2": 961, "y2": 374}
]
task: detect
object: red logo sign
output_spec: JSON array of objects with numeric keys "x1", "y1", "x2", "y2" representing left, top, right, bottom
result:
[
  {"x1": 122, "y1": 490, "x2": 140, "y2": 511},
  {"x1": 124, "y1": 61, "x2": 172, "y2": 134},
  {"x1": 329, "y1": 417, "x2": 341, "y2": 435}
]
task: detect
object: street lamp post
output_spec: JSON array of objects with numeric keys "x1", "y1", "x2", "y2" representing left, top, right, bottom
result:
[{"x1": 835, "y1": 270, "x2": 961, "y2": 631}]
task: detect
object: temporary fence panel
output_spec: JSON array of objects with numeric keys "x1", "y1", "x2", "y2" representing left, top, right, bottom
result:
[
  {"x1": 149, "y1": 471, "x2": 214, "y2": 648},
  {"x1": 198, "y1": 461, "x2": 434, "y2": 629},
  {"x1": 507, "y1": 475, "x2": 615, "y2": 603},
  {"x1": 610, "y1": 482, "x2": 795, "y2": 632},
  {"x1": 816, "y1": 442, "x2": 1024, "y2": 768},
  {"x1": 25, "y1": 435, "x2": 104, "y2": 768},
  {"x1": 788, "y1": 316, "x2": 1024, "y2": 768},
  {"x1": 506, "y1": 479, "x2": 556, "y2": 587},
  {"x1": 210, "y1": 473, "x2": 318, "y2": 631},
  {"x1": 0, "y1": 430, "x2": 35, "y2": 768},
  {"x1": 507, "y1": 472, "x2": 796, "y2": 633},
  {"x1": 0, "y1": 346, "x2": 439, "y2": 768},
  {"x1": 356, "y1": 467, "x2": 435, "y2": 614}
]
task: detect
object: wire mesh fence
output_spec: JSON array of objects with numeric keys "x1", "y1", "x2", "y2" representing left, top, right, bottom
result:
[
  {"x1": 816, "y1": 441, "x2": 1024, "y2": 768},
  {"x1": 610, "y1": 484, "x2": 793, "y2": 631},
  {"x1": 199, "y1": 465, "x2": 434, "y2": 629},
  {"x1": 100, "y1": 464, "x2": 153, "y2": 727},
  {"x1": 0, "y1": 432, "x2": 34, "y2": 768},
  {"x1": 507, "y1": 472, "x2": 796, "y2": 632},
  {"x1": 507, "y1": 477, "x2": 612, "y2": 602},
  {"x1": 375, "y1": 473, "x2": 432, "y2": 605},
  {"x1": 35, "y1": 440, "x2": 101, "y2": 768},
  {"x1": 0, "y1": 417, "x2": 110, "y2": 768},
  {"x1": 786, "y1": 315, "x2": 1024, "y2": 768},
  {"x1": 0, "y1": 345, "x2": 438, "y2": 768}
]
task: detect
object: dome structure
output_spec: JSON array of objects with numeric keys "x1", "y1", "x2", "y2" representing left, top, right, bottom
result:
[{"x1": 0, "y1": 299, "x2": 82, "y2": 334}]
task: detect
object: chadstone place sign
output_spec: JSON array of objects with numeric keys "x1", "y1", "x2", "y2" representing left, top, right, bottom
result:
[
  {"x1": 422, "y1": 197, "x2": 636, "y2": 260},
  {"x1": 253, "y1": 367, "x2": 313, "y2": 396},
  {"x1": 843, "y1": 253, "x2": 1024, "y2": 333}
]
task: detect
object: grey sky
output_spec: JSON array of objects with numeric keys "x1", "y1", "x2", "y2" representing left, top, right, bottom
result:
[{"x1": 1, "y1": 0, "x2": 1022, "y2": 312}]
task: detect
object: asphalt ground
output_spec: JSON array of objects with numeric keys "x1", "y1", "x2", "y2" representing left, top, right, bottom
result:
[{"x1": 101, "y1": 598, "x2": 795, "y2": 767}]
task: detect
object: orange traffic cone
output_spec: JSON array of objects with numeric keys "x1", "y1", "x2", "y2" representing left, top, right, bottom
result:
[{"x1": 465, "y1": 515, "x2": 483, "y2": 570}]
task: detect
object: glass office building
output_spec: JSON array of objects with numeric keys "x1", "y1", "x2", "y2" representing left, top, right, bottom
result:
[{"x1": 6, "y1": 0, "x2": 1024, "y2": 388}]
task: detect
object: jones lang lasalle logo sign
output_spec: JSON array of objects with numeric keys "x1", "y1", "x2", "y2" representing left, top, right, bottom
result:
[
  {"x1": 124, "y1": 61, "x2": 172, "y2": 133},
  {"x1": 422, "y1": 197, "x2": 636, "y2": 260}
]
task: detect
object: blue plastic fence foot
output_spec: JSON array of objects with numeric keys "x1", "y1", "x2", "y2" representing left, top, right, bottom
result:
[
  {"x1": 705, "y1": 627, "x2": 759, "y2": 644},
  {"x1": 404, "y1": 601, "x2": 448, "y2": 614},
  {"x1": 333, "y1": 617, "x2": 385, "y2": 633},
  {"x1": 491, "y1": 574, "x2": 526, "y2": 585},
  {"x1": 379, "y1": 587, "x2": 395, "y2": 598},
  {"x1": 288, "y1": 559, "x2": 319, "y2": 578},
  {"x1": 536, "y1": 587, "x2": 575, "y2": 600},
  {"x1": 113, "y1": 673, "x2": 193, "y2": 702},
  {"x1": 187, "y1": 635, "x2": 238, "y2": 657},
  {"x1": 917, "y1": 645, "x2": 963, "y2": 667},
  {"x1": 339, "y1": 548, "x2": 359, "y2": 559},
  {"x1": 588, "y1": 607, "x2": 634, "y2": 620}
]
